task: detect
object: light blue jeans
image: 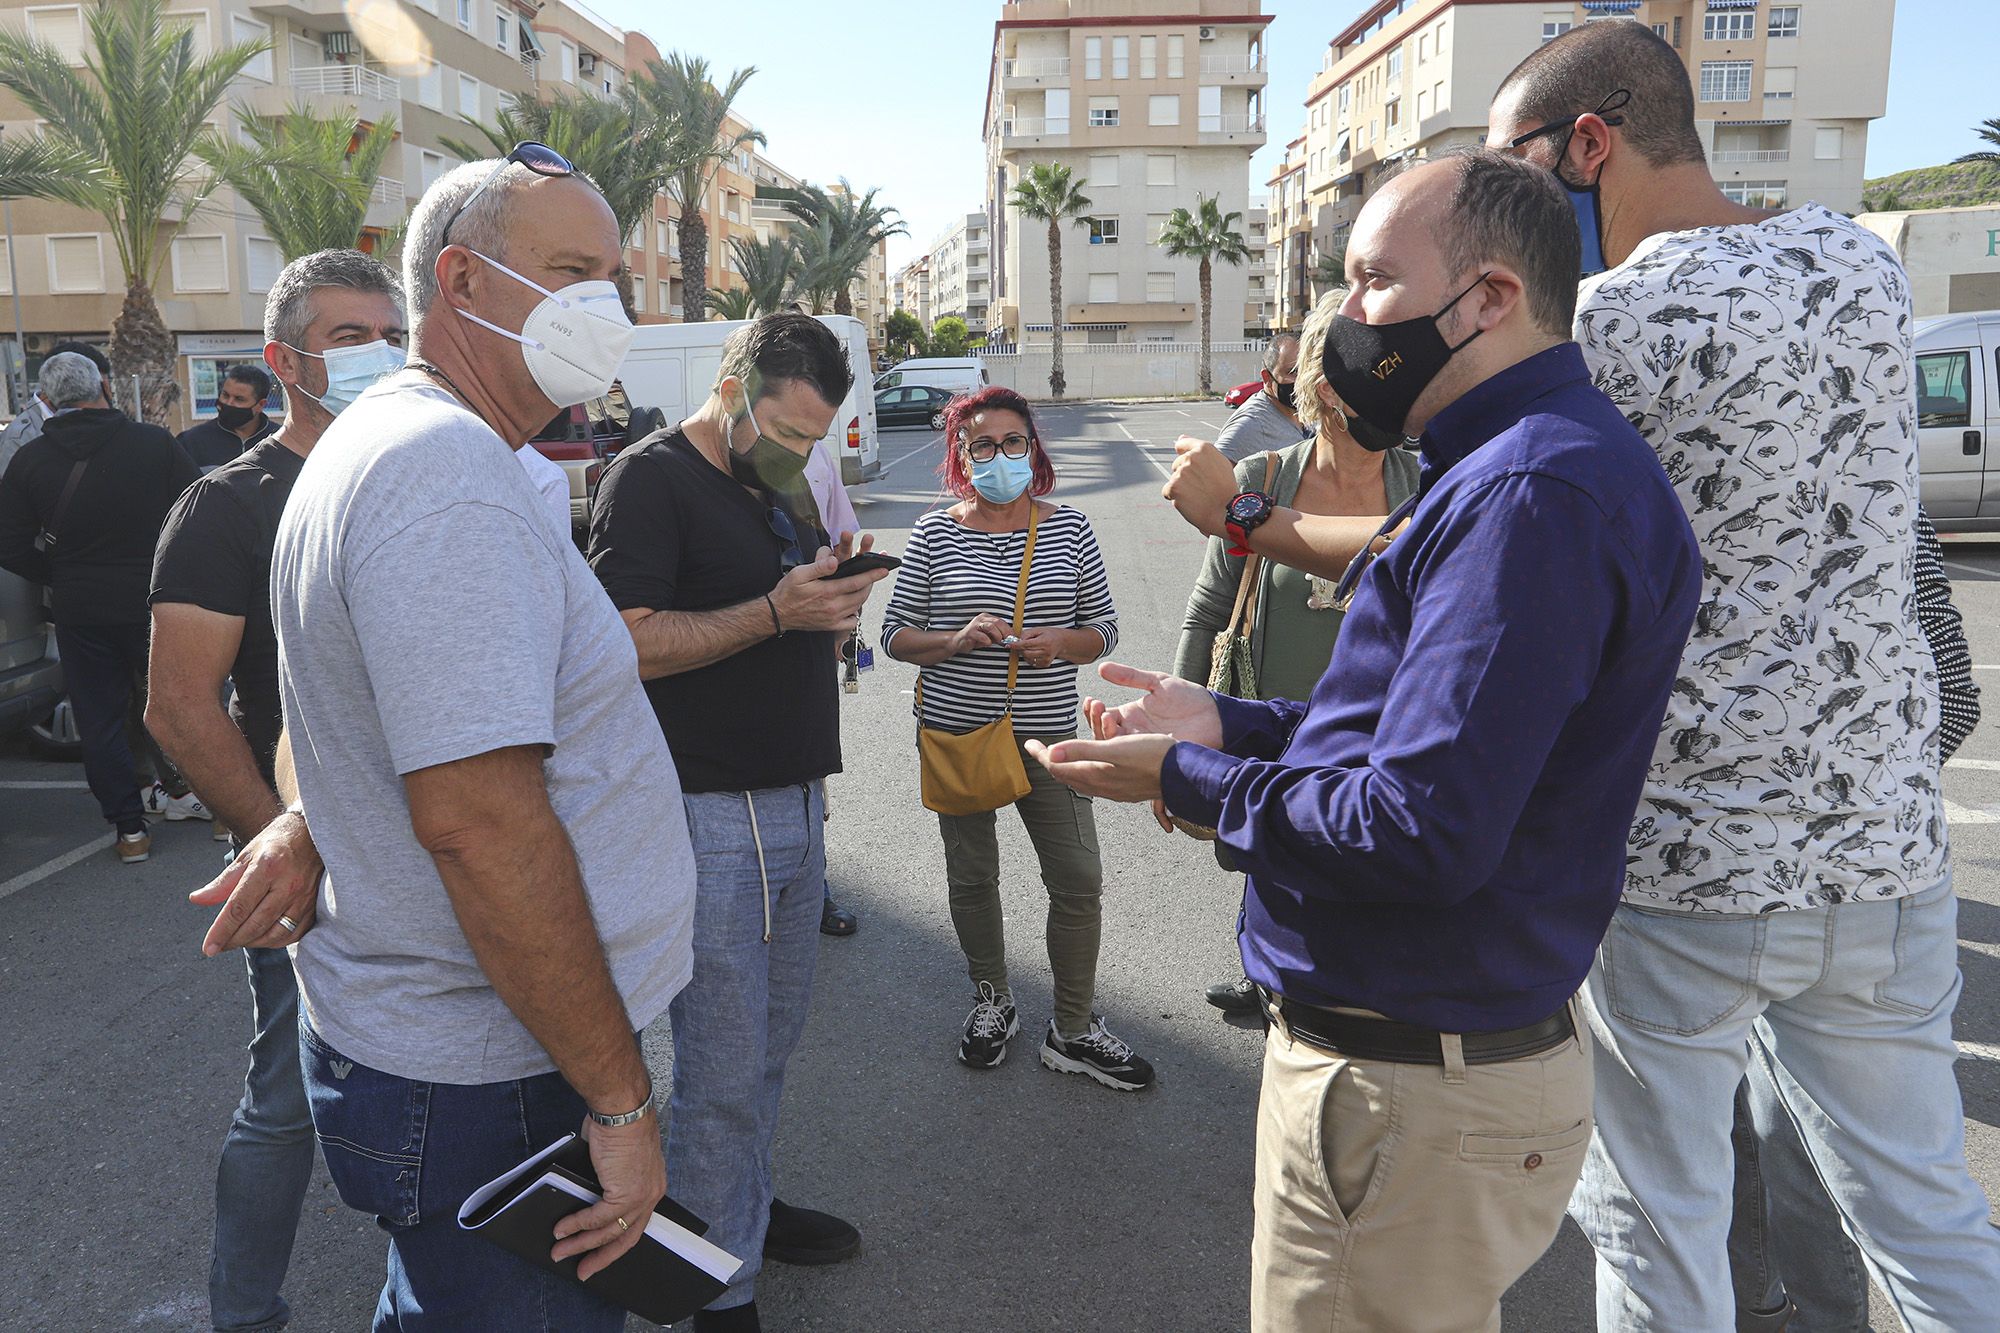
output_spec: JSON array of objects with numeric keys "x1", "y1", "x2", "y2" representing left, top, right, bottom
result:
[
  {"x1": 210, "y1": 943, "x2": 315, "y2": 1329},
  {"x1": 1572, "y1": 878, "x2": 2000, "y2": 1332},
  {"x1": 668, "y1": 782, "x2": 827, "y2": 1312}
]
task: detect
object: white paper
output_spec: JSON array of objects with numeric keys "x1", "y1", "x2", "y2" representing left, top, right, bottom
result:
[{"x1": 539, "y1": 1174, "x2": 744, "y2": 1284}]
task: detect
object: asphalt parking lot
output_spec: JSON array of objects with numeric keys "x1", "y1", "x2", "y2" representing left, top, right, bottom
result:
[{"x1": 4, "y1": 398, "x2": 1998, "y2": 1329}]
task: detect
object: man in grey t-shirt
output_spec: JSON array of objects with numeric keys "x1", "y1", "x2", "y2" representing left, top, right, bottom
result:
[
  {"x1": 1213, "y1": 331, "x2": 1310, "y2": 463},
  {"x1": 216, "y1": 157, "x2": 696, "y2": 1327}
]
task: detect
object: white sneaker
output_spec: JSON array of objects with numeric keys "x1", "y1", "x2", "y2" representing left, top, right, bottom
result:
[{"x1": 146, "y1": 783, "x2": 214, "y2": 822}]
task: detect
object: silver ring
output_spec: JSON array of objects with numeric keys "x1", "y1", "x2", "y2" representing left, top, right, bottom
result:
[{"x1": 278, "y1": 915, "x2": 300, "y2": 934}]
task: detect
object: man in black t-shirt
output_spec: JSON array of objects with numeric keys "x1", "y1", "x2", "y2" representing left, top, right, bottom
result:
[
  {"x1": 177, "y1": 363, "x2": 278, "y2": 472},
  {"x1": 148, "y1": 249, "x2": 405, "y2": 1333},
  {"x1": 588, "y1": 314, "x2": 889, "y2": 1331}
]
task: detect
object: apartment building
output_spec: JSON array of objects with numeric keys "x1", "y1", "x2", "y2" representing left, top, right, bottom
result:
[
  {"x1": 1243, "y1": 197, "x2": 1272, "y2": 335},
  {"x1": 1271, "y1": 0, "x2": 1892, "y2": 325},
  {"x1": 929, "y1": 211, "x2": 992, "y2": 336},
  {"x1": 983, "y1": 0, "x2": 1272, "y2": 347},
  {"x1": 892, "y1": 254, "x2": 934, "y2": 328}
]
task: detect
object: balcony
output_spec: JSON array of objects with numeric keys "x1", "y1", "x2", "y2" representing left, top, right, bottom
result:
[
  {"x1": 247, "y1": 0, "x2": 353, "y2": 20},
  {"x1": 1712, "y1": 148, "x2": 1791, "y2": 163},
  {"x1": 1002, "y1": 56, "x2": 1069, "y2": 90},
  {"x1": 1200, "y1": 52, "x2": 1268, "y2": 86},
  {"x1": 249, "y1": 63, "x2": 400, "y2": 119},
  {"x1": 1198, "y1": 113, "x2": 1267, "y2": 147},
  {"x1": 966, "y1": 236, "x2": 989, "y2": 255},
  {"x1": 1000, "y1": 117, "x2": 1070, "y2": 149}
]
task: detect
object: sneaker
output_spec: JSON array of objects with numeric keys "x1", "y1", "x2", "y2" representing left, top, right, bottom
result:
[
  {"x1": 1040, "y1": 1017, "x2": 1155, "y2": 1092},
  {"x1": 1205, "y1": 974, "x2": 1260, "y2": 1016},
  {"x1": 763, "y1": 1198, "x2": 860, "y2": 1266},
  {"x1": 145, "y1": 783, "x2": 214, "y2": 822},
  {"x1": 958, "y1": 981, "x2": 1019, "y2": 1069},
  {"x1": 115, "y1": 831, "x2": 151, "y2": 864}
]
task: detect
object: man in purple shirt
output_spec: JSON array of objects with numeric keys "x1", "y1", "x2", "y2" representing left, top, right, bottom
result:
[{"x1": 1032, "y1": 150, "x2": 1701, "y2": 1331}]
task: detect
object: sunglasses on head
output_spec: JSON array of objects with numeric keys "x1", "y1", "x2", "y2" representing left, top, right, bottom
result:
[{"x1": 441, "y1": 142, "x2": 575, "y2": 246}]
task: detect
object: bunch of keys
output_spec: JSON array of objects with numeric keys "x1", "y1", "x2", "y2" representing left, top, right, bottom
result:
[{"x1": 842, "y1": 631, "x2": 875, "y2": 694}]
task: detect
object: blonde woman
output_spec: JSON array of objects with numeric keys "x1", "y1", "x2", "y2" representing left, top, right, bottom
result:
[{"x1": 1173, "y1": 289, "x2": 1421, "y2": 1016}]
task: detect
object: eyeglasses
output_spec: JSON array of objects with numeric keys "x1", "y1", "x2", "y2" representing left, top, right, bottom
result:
[
  {"x1": 765, "y1": 503, "x2": 805, "y2": 573},
  {"x1": 1506, "y1": 90, "x2": 1629, "y2": 156},
  {"x1": 441, "y1": 142, "x2": 575, "y2": 246},
  {"x1": 964, "y1": 433, "x2": 1032, "y2": 463}
]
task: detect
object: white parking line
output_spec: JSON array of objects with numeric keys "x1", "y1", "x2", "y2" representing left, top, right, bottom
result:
[
  {"x1": 1943, "y1": 559, "x2": 1994, "y2": 579},
  {"x1": 0, "y1": 780, "x2": 90, "y2": 790},
  {"x1": 0, "y1": 833, "x2": 114, "y2": 904},
  {"x1": 1118, "y1": 423, "x2": 1174, "y2": 481},
  {"x1": 880, "y1": 436, "x2": 942, "y2": 474},
  {"x1": 1949, "y1": 758, "x2": 2000, "y2": 772},
  {"x1": 1946, "y1": 799, "x2": 2000, "y2": 825}
]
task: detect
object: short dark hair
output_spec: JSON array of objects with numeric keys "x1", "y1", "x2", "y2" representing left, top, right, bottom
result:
[
  {"x1": 1497, "y1": 21, "x2": 1706, "y2": 168},
  {"x1": 1262, "y1": 331, "x2": 1301, "y2": 373},
  {"x1": 223, "y1": 363, "x2": 272, "y2": 402},
  {"x1": 715, "y1": 313, "x2": 853, "y2": 409},
  {"x1": 1433, "y1": 149, "x2": 1581, "y2": 337},
  {"x1": 49, "y1": 339, "x2": 109, "y2": 378}
]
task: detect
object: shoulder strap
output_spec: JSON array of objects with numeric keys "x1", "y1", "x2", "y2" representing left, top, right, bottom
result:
[
  {"x1": 1233, "y1": 451, "x2": 1279, "y2": 635},
  {"x1": 1003, "y1": 503, "x2": 1041, "y2": 697},
  {"x1": 37, "y1": 457, "x2": 89, "y2": 551}
]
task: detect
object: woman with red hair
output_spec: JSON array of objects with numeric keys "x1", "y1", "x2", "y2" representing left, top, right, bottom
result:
[{"x1": 879, "y1": 387, "x2": 1149, "y2": 1091}]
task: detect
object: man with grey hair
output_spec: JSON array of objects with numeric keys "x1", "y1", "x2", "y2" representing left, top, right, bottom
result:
[
  {"x1": 0, "y1": 351, "x2": 198, "y2": 862},
  {"x1": 1212, "y1": 330, "x2": 1308, "y2": 463},
  {"x1": 0, "y1": 339, "x2": 109, "y2": 473},
  {"x1": 204, "y1": 151, "x2": 698, "y2": 1327},
  {"x1": 148, "y1": 247, "x2": 404, "y2": 1333}
]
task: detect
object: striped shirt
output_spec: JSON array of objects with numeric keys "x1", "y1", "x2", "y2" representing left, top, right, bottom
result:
[
  {"x1": 1914, "y1": 508, "x2": 1980, "y2": 761},
  {"x1": 881, "y1": 504, "x2": 1118, "y2": 737}
]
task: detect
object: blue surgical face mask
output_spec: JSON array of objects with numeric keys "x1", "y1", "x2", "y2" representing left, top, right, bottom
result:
[
  {"x1": 1561, "y1": 169, "x2": 1609, "y2": 279},
  {"x1": 284, "y1": 339, "x2": 405, "y2": 417},
  {"x1": 969, "y1": 452, "x2": 1035, "y2": 504}
]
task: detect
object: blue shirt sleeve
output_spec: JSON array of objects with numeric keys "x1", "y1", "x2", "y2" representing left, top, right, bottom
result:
[{"x1": 1160, "y1": 472, "x2": 1626, "y2": 906}]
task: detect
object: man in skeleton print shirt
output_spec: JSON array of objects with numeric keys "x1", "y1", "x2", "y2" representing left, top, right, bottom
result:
[{"x1": 1490, "y1": 23, "x2": 2000, "y2": 1333}]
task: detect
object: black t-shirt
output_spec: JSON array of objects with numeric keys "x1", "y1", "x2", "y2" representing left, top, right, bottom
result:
[
  {"x1": 177, "y1": 415, "x2": 275, "y2": 471},
  {"x1": 149, "y1": 437, "x2": 305, "y2": 786},
  {"x1": 587, "y1": 427, "x2": 840, "y2": 794}
]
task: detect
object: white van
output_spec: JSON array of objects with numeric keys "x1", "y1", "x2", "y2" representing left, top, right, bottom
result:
[
  {"x1": 874, "y1": 356, "x2": 988, "y2": 397},
  {"x1": 619, "y1": 314, "x2": 881, "y2": 485},
  {"x1": 1911, "y1": 310, "x2": 1999, "y2": 531}
]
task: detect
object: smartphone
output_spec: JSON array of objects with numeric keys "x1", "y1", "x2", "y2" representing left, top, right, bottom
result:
[{"x1": 831, "y1": 551, "x2": 902, "y2": 579}]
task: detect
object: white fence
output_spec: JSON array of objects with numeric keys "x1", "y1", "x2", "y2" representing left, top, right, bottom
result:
[
  {"x1": 290, "y1": 64, "x2": 398, "y2": 101},
  {"x1": 985, "y1": 340, "x2": 1264, "y2": 400}
]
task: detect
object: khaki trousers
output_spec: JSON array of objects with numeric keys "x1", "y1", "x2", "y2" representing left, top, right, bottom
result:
[{"x1": 1251, "y1": 1001, "x2": 1593, "y2": 1333}]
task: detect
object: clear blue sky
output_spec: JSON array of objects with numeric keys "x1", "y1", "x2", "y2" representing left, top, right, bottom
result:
[{"x1": 591, "y1": 0, "x2": 1989, "y2": 273}]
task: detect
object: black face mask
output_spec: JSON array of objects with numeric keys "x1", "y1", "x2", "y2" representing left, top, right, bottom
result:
[
  {"x1": 214, "y1": 402, "x2": 257, "y2": 431},
  {"x1": 1339, "y1": 410, "x2": 1408, "y2": 454},
  {"x1": 1271, "y1": 378, "x2": 1297, "y2": 411},
  {"x1": 1322, "y1": 272, "x2": 1491, "y2": 438}
]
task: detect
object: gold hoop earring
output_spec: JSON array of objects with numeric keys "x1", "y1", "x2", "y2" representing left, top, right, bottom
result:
[{"x1": 1330, "y1": 403, "x2": 1349, "y2": 436}]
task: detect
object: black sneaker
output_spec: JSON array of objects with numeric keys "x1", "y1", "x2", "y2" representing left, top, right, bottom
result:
[
  {"x1": 1040, "y1": 1017, "x2": 1155, "y2": 1091},
  {"x1": 764, "y1": 1198, "x2": 860, "y2": 1265},
  {"x1": 958, "y1": 981, "x2": 1019, "y2": 1069},
  {"x1": 1205, "y1": 975, "x2": 1259, "y2": 1016}
]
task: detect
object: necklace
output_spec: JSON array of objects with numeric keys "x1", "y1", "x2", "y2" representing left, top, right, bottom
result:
[{"x1": 408, "y1": 358, "x2": 472, "y2": 407}]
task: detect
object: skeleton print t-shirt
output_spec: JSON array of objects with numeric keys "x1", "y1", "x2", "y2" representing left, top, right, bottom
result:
[{"x1": 1575, "y1": 203, "x2": 1946, "y2": 914}]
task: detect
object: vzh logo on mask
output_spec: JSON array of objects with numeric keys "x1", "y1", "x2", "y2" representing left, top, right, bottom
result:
[{"x1": 1372, "y1": 352, "x2": 1404, "y2": 380}]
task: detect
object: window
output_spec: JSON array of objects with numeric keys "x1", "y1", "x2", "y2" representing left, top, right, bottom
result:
[
  {"x1": 418, "y1": 62, "x2": 443, "y2": 111},
  {"x1": 420, "y1": 149, "x2": 447, "y2": 190},
  {"x1": 1769, "y1": 6, "x2": 1801, "y2": 38},
  {"x1": 1148, "y1": 212, "x2": 1170, "y2": 242},
  {"x1": 1703, "y1": 12, "x2": 1755, "y2": 41},
  {"x1": 231, "y1": 14, "x2": 272, "y2": 81},
  {"x1": 1047, "y1": 87, "x2": 1071, "y2": 132},
  {"x1": 561, "y1": 40, "x2": 577, "y2": 83},
  {"x1": 1386, "y1": 100, "x2": 1400, "y2": 131},
  {"x1": 1815, "y1": 126, "x2": 1844, "y2": 160},
  {"x1": 1418, "y1": 35, "x2": 1428, "y2": 64},
  {"x1": 656, "y1": 219, "x2": 669, "y2": 253},
  {"x1": 1148, "y1": 94, "x2": 1179, "y2": 126},
  {"x1": 171, "y1": 234, "x2": 226, "y2": 292},
  {"x1": 631, "y1": 281, "x2": 645, "y2": 313},
  {"x1": 1719, "y1": 180, "x2": 1787, "y2": 208},
  {"x1": 1145, "y1": 154, "x2": 1175, "y2": 186},
  {"x1": 1434, "y1": 21, "x2": 1446, "y2": 56},
  {"x1": 1700, "y1": 60, "x2": 1753, "y2": 102},
  {"x1": 47, "y1": 234, "x2": 103, "y2": 292},
  {"x1": 1196, "y1": 85, "x2": 1221, "y2": 131},
  {"x1": 660, "y1": 280, "x2": 673, "y2": 314},
  {"x1": 1088, "y1": 217, "x2": 1120, "y2": 245},
  {"x1": 1338, "y1": 83, "x2": 1350, "y2": 116},
  {"x1": 494, "y1": 8, "x2": 509, "y2": 52},
  {"x1": 1147, "y1": 271, "x2": 1175, "y2": 303},
  {"x1": 1111, "y1": 36, "x2": 1129, "y2": 79},
  {"x1": 25, "y1": 7, "x2": 85, "y2": 65},
  {"x1": 1088, "y1": 154, "x2": 1118, "y2": 186},
  {"x1": 457, "y1": 0, "x2": 472, "y2": 30},
  {"x1": 1085, "y1": 36, "x2": 1102, "y2": 80},
  {"x1": 1917, "y1": 352, "x2": 1972, "y2": 428},
  {"x1": 458, "y1": 73, "x2": 480, "y2": 120},
  {"x1": 245, "y1": 236, "x2": 282, "y2": 293},
  {"x1": 1764, "y1": 66, "x2": 1796, "y2": 101},
  {"x1": 1434, "y1": 80, "x2": 1445, "y2": 112},
  {"x1": 165, "y1": 10, "x2": 211, "y2": 57},
  {"x1": 1087, "y1": 272, "x2": 1119, "y2": 303},
  {"x1": 1386, "y1": 45, "x2": 1403, "y2": 82},
  {"x1": 1140, "y1": 35, "x2": 1156, "y2": 79},
  {"x1": 1653, "y1": 22, "x2": 1669, "y2": 38},
  {"x1": 1542, "y1": 14, "x2": 1572, "y2": 43},
  {"x1": 1167, "y1": 33, "x2": 1184, "y2": 78},
  {"x1": 1089, "y1": 96, "x2": 1119, "y2": 127},
  {"x1": 1417, "y1": 90, "x2": 1428, "y2": 121}
]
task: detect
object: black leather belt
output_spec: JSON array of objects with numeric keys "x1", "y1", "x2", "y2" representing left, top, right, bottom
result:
[{"x1": 1259, "y1": 988, "x2": 1574, "y2": 1066}]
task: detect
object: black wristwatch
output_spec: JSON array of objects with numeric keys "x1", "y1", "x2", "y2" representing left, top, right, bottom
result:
[{"x1": 1225, "y1": 491, "x2": 1274, "y2": 556}]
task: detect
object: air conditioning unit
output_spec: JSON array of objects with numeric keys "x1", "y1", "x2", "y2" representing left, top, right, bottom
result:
[
  {"x1": 578, "y1": 51, "x2": 598, "y2": 75},
  {"x1": 1198, "y1": 25, "x2": 1216, "y2": 41},
  {"x1": 323, "y1": 32, "x2": 358, "y2": 59}
]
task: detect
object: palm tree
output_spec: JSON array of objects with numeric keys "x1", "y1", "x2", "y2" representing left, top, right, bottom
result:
[
  {"x1": 202, "y1": 106, "x2": 399, "y2": 261},
  {"x1": 727, "y1": 232, "x2": 800, "y2": 316},
  {"x1": 707, "y1": 287, "x2": 755, "y2": 321},
  {"x1": 443, "y1": 87, "x2": 677, "y2": 315},
  {"x1": 1160, "y1": 195, "x2": 1251, "y2": 395},
  {"x1": 641, "y1": 54, "x2": 763, "y2": 323},
  {"x1": 790, "y1": 217, "x2": 864, "y2": 315},
  {"x1": 0, "y1": 0, "x2": 265, "y2": 422},
  {"x1": 1954, "y1": 117, "x2": 2000, "y2": 164},
  {"x1": 1311, "y1": 242, "x2": 1348, "y2": 292},
  {"x1": 777, "y1": 180, "x2": 905, "y2": 317},
  {"x1": 1008, "y1": 162, "x2": 1092, "y2": 398}
]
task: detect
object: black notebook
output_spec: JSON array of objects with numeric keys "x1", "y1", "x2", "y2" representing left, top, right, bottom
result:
[{"x1": 457, "y1": 1133, "x2": 742, "y2": 1325}]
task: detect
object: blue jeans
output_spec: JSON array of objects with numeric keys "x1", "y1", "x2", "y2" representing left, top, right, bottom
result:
[
  {"x1": 1573, "y1": 879, "x2": 2000, "y2": 1332},
  {"x1": 210, "y1": 946, "x2": 315, "y2": 1331},
  {"x1": 669, "y1": 782, "x2": 827, "y2": 1311},
  {"x1": 298, "y1": 1019, "x2": 625, "y2": 1332}
]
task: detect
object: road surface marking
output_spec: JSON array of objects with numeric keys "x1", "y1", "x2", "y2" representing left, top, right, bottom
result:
[
  {"x1": 0, "y1": 833, "x2": 114, "y2": 903},
  {"x1": 1949, "y1": 759, "x2": 2000, "y2": 772},
  {"x1": 0, "y1": 780, "x2": 89, "y2": 789},
  {"x1": 1973, "y1": 665, "x2": 2000, "y2": 672},
  {"x1": 1945, "y1": 798, "x2": 2000, "y2": 824},
  {"x1": 880, "y1": 435, "x2": 943, "y2": 474},
  {"x1": 1117, "y1": 423, "x2": 1174, "y2": 481},
  {"x1": 1943, "y1": 559, "x2": 1995, "y2": 579}
]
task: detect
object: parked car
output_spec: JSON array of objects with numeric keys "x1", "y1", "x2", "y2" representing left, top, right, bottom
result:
[
  {"x1": 874, "y1": 356, "x2": 987, "y2": 397},
  {"x1": 0, "y1": 564, "x2": 75, "y2": 758},
  {"x1": 1912, "y1": 310, "x2": 2000, "y2": 532},
  {"x1": 876, "y1": 384, "x2": 955, "y2": 430},
  {"x1": 1224, "y1": 380, "x2": 1262, "y2": 408}
]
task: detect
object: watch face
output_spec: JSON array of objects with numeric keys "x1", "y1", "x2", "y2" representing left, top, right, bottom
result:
[{"x1": 1228, "y1": 492, "x2": 1269, "y2": 524}]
